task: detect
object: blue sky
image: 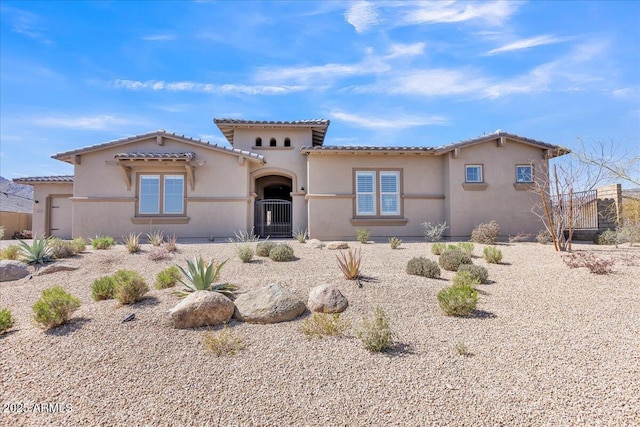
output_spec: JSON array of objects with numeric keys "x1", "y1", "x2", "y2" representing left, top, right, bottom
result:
[{"x1": 1, "y1": 1, "x2": 639, "y2": 181}]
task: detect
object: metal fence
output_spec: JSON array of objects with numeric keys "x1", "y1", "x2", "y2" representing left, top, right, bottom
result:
[
  {"x1": 254, "y1": 199, "x2": 292, "y2": 238},
  {"x1": 552, "y1": 189, "x2": 598, "y2": 229}
]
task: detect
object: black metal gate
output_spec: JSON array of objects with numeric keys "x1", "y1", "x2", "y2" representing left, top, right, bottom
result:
[{"x1": 254, "y1": 199, "x2": 292, "y2": 238}]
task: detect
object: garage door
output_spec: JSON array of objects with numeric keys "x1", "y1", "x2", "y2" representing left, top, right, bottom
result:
[{"x1": 50, "y1": 196, "x2": 72, "y2": 239}]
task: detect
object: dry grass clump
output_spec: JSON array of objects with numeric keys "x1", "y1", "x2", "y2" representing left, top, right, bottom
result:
[
  {"x1": 294, "y1": 228, "x2": 308, "y2": 243},
  {"x1": 164, "y1": 234, "x2": 178, "y2": 252},
  {"x1": 48, "y1": 238, "x2": 77, "y2": 259},
  {"x1": 235, "y1": 244, "x2": 254, "y2": 263},
  {"x1": 406, "y1": 256, "x2": 440, "y2": 278},
  {"x1": 563, "y1": 252, "x2": 615, "y2": 274},
  {"x1": 454, "y1": 341, "x2": 470, "y2": 356},
  {"x1": 123, "y1": 233, "x2": 142, "y2": 253},
  {"x1": 32, "y1": 286, "x2": 81, "y2": 329},
  {"x1": 470, "y1": 221, "x2": 500, "y2": 244},
  {"x1": 202, "y1": 326, "x2": 245, "y2": 357},
  {"x1": 148, "y1": 247, "x2": 171, "y2": 261},
  {"x1": 147, "y1": 230, "x2": 165, "y2": 246},
  {"x1": 536, "y1": 229, "x2": 551, "y2": 244},
  {"x1": 483, "y1": 246, "x2": 503, "y2": 264},
  {"x1": 336, "y1": 248, "x2": 362, "y2": 280},
  {"x1": 389, "y1": 237, "x2": 402, "y2": 249},
  {"x1": 439, "y1": 250, "x2": 472, "y2": 271},
  {"x1": 0, "y1": 244, "x2": 20, "y2": 260},
  {"x1": 356, "y1": 307, "x2": 393, "y2": 352},
  {"x1": 155, "y1": 266, "x2": 181, "y2": 289},
  {"x1": 300, "y1": 313, "x2": 350, "y2": 339}
]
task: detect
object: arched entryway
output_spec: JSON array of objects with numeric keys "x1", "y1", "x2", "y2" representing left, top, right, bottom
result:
[{"x1": 254, "y1": 175, "x2": 292, "y2": 237}]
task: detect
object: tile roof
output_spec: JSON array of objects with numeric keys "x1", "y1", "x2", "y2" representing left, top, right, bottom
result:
[
  {"x1": 114, "y1": 152, "x2": 196, "y2": 161},
  {"x1": 301, "y1": 145, "x2": 437, "y2": 154},
  {"x1": 214, "y1": 118, "x2": 330, "y2": 147},
  {"x1": 12, "y1": 175, "x2": 75, "y2": 183}
]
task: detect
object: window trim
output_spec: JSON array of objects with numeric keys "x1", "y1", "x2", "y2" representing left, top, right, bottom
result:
[
  {"x1": 136, "y1": 173, "x2": 186, "y2": 217},
  {"x1": 353, "y1": 168, "x2": 404, "y2": 219},
  {"x1": 515, "y1": 164, "x2": 533, "y2": 183},
  {"x1": 465, "y1": 164, "x2": 484, "y2": 183}
]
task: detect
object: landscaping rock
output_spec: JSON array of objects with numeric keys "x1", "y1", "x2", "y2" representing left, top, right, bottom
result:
[
  {"x1": 0, "y1": 260, "x2": 30, "y2": 282},
  {"x1": 233, "y1": 283, "x2": 306, "y2": 324},
  {"x1": 307, "y1": 239, "x2": 324, "y2": 249},
  {"x1": 307, "y1": 284, "x2": 348, "y2": 313},
  {"x1": 326, "y1": 241, "x2": 349, "y2": 250},
  {"x1": 36, "y1": 263, "x2": 80, "y2": 276},
  {"x1": 168, "y1": 291, "x2": 235, "y2": 329}
]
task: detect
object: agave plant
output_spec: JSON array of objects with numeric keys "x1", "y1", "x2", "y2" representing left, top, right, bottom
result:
[
  {"x1": 17, "y1": 235, "x2": 52, "y2": 265},
  {"x1": 147, "y1": 229, "x2": 165, "y2": 246},
  {"x1": 177, "y1": 256, "x2": 237, "y2": 298}
]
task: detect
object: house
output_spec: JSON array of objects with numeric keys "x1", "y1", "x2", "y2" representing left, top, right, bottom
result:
[
  {"x1": 0, "y1": 177, "x2": 34, "y2": 238},
  {"x1": 14, "y1": 119, "x2": 569, "y2": 240}
]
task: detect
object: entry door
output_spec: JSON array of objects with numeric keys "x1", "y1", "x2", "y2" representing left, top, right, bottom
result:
[{"x1": 49, "y1": 196, "x2": 72, "y2": 239}]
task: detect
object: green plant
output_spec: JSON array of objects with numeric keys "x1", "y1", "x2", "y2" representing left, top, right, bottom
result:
[
  {"x1": 422, "y1": 221, "x2": 449, "y2": 242},
  {"x1": 201, "y1": 326, "x2": 244, "y2": 356},
  {"x1": 438, "y1": 250, "x2": 472, "y2": 271},
  {"x1": 470, "y1": 221, "x2": 500, "y2": 244},
  {"x1": 0, "y1": 308, "x2": 14, "y2": 334},
  {"x1": 0, "y1": 244, "x2": 20, "y2": 260},
  {"x1": 431, "y1": 242, "x2": 446, "y2": 255},
  {"x1": 536, "y1": 229, "x2": 551, "y2": 244},
  {"x1": 596, "y1": 229, "x2": 618, "y2": 245},
  {"x1": 437, "y1": 285, "x2": 478, "y2": 316},
  {"x1": 336, "y1": 248, "x2": 362, "y2": 280},
  {"x1": 32, "y1": 286, "x2": 81, "y2": 329},
  {"x1": 483, "y1": 246, "x2": 503, "y2": 264},
  {"x1": 91, "y1": 276, "x2": 117, "y2": 301},
  {"x1": 228, "y1": 227, "x2": 259, "y2": 243},
  {"x1": 91, "y1": 235, "x2": 115, "y2": 250},
  {"x1": 178, "y1": 256, "x2": 237, "y2": 297},
  {"x1": 454, "y1": 341, "x2": 470, "y2": 356},
  {"x1": 452, "y1": 270, "x2": 481, "y2": 288},
  {"x1": 356, "y1": 228, "x2": 370, "y2": 244},
  {"x1": 123, "y1": 232, "x2": 141, "y2": 253},
  {"x1": 164, "y1": 234, "x2": 178, "y2": 252},
  {"x1": 269, "y1": 243, "x2": 295, "y2": 262},
  {"x1": 457, "y1": 264, "x2": 489, "y2": 284},
  {"x1": 155, "y1": 266, "x2": 181, "y2": 289},
  {"x1": 48, "y1": 238, "x2": 77, "y2": 259},
  {"x1": 256, "y1": 240, "x2": 276, "y2": 257},
  {"x1": 456, "y1": 242, "x2": 474, "y2": 255},
  {"x1": 0, "y1": 226, "x2": 4, "y2": 240},
  {"x1": 294, "y1": 228, "x2": 308, "y2": 243},
  {"x1": 406, "y1": 256, "x2": 440, "y2": 278},
  {"x1": 113, "y1": 270, "x2": 149, "y2": 304},
  {"x1": 389, "y1": 237, "x2": 402, "y2": 249},
  {"x1": 18, "y1": 235, "x2": 52, "y2": 265},
  {"x1": 300, "y1": 313, "x2": 350, "y2": 339},
  {"x1": 147, "y1": 229, "x2": 165, "y2": 246},
  {"x1": 356, "y1": 307, "x2": 393, "y2": 352},
  {"x1": 236, "y1": 244, "x2": 254, "y2": 263}
]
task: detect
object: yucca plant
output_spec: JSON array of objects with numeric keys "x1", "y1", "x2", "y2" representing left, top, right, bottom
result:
[
  {"x1": 177, "y1": 256, "x2": 237, "y2": 298},
  {"x1": 123, "y1": 232, "x2": 141, "y2": 253},
  {"x1": 336, "y1": 248, "x2": 362, "y2": 280},
  {"x1": 294, "y1": 228, "x2": 308, "y2": 243},
  {"x1": 17, "y1": 235, "x2": 52, "y2": 265},
  {"x1": 147, "y1": 229, "x2": 165, "y2": 246},
  {"x1": 164, "y1": 234, "x2": 178, "y2": 252}
]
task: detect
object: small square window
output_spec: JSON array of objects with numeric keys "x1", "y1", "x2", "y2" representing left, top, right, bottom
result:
[
  {"x1": 516, "y1": 165, "x2": 533, "y2": 183},
  {"x1": 465, "y1": 165, "x2": 483, "y2": 183}
]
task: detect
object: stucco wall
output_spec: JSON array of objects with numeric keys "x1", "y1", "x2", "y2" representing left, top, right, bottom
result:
[{"x1": 28, "y1": 183, "x2": 74, "y2": 237}]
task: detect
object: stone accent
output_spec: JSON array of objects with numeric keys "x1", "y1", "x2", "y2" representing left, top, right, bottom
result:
[
  {"x1": 36, "y1": 263, "x2": 80, "y2": 276},
  {"x1": 307, "y1": 284, "x2": 348, "y2": 313},
  {"x1": 233, "y1": 283, "x2": 306, "y2": 324},
  {"x1": 326, "y1": 241, "x2": 349, "y2": 250},
  {"x1": 0, "y1": 260, "x2": 30, "y2": 282},
  {"x1": 307, "y1": 239, "x2": 324, "y2": 249},
  {"x1": 168, "y1": 291, "x2": 235, "y2": 329}
]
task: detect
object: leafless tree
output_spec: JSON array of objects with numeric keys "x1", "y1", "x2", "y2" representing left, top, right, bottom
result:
[{"x1": 573, "y1": 138, "x2": 640, "y2": 187}]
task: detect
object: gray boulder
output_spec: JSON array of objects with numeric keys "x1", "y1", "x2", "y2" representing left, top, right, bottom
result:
[
  {"x1": 307, "y1": 239, "x2": 324, "y2": 249},
  {"x1": 234, "y1": 283, "x2": 306, "y2": 324},
  {"x1": 0, "y1": 260, "x2": 30, "y2": 282},
  {"x1": 308, "y1": 284, "x2": 348, "y2": 314},
  {"x1": 326, "y1": 241, "x2": 349, "y2": 250},
  {"x1": 168, "y1": 291, "x2": 235, "y2": 329},
  {"x1": 36, "y1": 263, "x2": 80, "y2": 276}
]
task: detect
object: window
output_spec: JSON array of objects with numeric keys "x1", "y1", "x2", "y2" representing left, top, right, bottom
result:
[
  {"x1": 255, "y1": 137, "x2": 262, "y2": 147},
  {"x1": 516, "y1": 165, "x2": 533, "y2": 183},
  {"x1": 465, "y1": 165, "x2": 483, "y2": 183},
  {"x1": 269, "y1": 137, "x2": 276, "y2": 147},
  {"x1": 355, "y1": 170, "x2": 401, "y2": 217},
  {"x1": 138, "y1": 174, "x2": 185, "y2": 215},
  {"x1": 284, "y1": 137, "x2": 291, "y2": 147}
]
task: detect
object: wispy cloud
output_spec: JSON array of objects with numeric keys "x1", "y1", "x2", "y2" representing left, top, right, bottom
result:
[
  {"x1": 385, "y1": 42, "x2": 426, "y2": 59},
  {"x1": 113, "y1": 79, "x2": 307, "y2": 95},
  {"x1": 345, "y1": 1, "x2": 379, "y2": 33},
  {"x1": 330, "y1": 110, "x2": 448, "y2": 130},
  {"x1": 403, "y1": 1, "x2": 520, "y2": 26},
  {"x1": 377, "y1": 69, "x2": 488, "y2": 97},
  {"x1": 33, "y1": 114, "x2": 136, "y2": 130},
  {"x1": 1, "y1": 6, "x2": 52, "y2": 43},
  {"x1": 141, "y1": 34, "x2": 175, "y2": 41},
  {"x1": 486, "y1": 35, "x2": 565, "y2": 55}
]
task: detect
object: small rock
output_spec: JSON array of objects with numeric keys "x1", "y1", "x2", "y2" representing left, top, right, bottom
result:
[
  {"x1": 308, "y1": 284, "x2": 348, "y2": 313},
  {"x1": 168, "y1": 291, "x2": 235, "y2": 329},
  {"x1": 0, "y1": 260, "x2": 30, "y2": 282},
  {"x1": 326, "y1": 241, "x2": 349, "y2": 250},
  {"x1": 307, "y1": 239, "x2": 324, "y2": 249},
  {"x1": 233, "y1": 283, "x2": 306, "y2": 324},
  {"x1": 36, "y1": 263, "x2": 80, "y2": 276}
]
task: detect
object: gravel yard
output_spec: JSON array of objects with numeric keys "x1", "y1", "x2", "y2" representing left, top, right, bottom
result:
[{"x1": 1, "y1": 240, "x2": 639, "y2": 426}]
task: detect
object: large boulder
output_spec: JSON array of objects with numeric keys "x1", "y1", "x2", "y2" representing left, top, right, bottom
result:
[
  {"x1": 307, "y1": 239, "x2": 324, "y2": 249},
  {"x1": 168, "y1": 291, "x2": 235, "y2": 329},
  {"x1": 326, "y1": 241, "x2": 349, "y2": 250},
  {"x1": 234, "y1": 283, "x2": 306, "y2": 324},
  {"x1": 36, "y1": 263, "x2": 80, "y2": 276},
  {"x1": 0, "y1": 260, "x2": 30, "y2": 282},
  {"x1": 307, "y1": 284, "x2": 349, "y2": 314}
]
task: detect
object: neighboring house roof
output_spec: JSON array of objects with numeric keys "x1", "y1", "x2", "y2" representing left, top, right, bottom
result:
[
  {"x1": 13, "y1": 175, "x2": 75, "y2": 184},
  {"x1": 114, "y1": 152, "x2": 196, "y2": 161},
  {"x1": 52, "y1": 130, "x2": 264, "y2": 164},
  {"x1": 214, "y1": 118, "x2": 330, "y2": 147}
]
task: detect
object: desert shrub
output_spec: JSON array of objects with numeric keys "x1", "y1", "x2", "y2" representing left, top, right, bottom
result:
[
  {"x1": 32, "y1": 286, "x2": 81, "y2": 329},
  {"x1": 563, "y1": 252, "x2": 615, "y2": 274},
  {"x1": 155, "y1": 266, "x2": 181, "y2": 289},
  {"x1": 595, "y1": 229, "x2": 618, "y2": 245},
  {"x1": 148, "y1": 247, "x2": 171, "y2": 261},
  {"x1": 18, "y1": 236, "x2": 52, "y2": 265},
  {"x1": 0, "y1": 226, "x2": 3, "y2": 240},
  {"x1": 422, "y1": 221, "x2": 449, "y2": 242},
  {"x1": 616, "y1": 221, "x2": 640, "y2": 246},
  {"x1": 389, "y1": 237, "x2": 402, "y2": 249},
  {"x1": 508, "y1": 233, "x2": 531, "y2": 243},
  {"x1": 0, "y1": 244, "x2": 20, "y2": 260},
  {"x1": 202, "y1": 326, "x2": 244, "y2": 356},
  {"x1": 457, "y1": 264, "x2": 489, "y2": 284},
  {"x1": 300, "y1": 313, "x2": 350, "y2": 339},
  {"x1": 336, "y1": 248, "x2": 362, "y2": 280},
  {"x1": 470, "y1": 221, "x2": 500, "y2": 244},
  {"x1": 437, "y1": 285, "x2": 478, "y2": 316},
  {"x1": 0, "y1": 308, "x2": 14, "y2": 335},
  {"x1": 431, "y1": 242, "x2": 446, "y2": 255},
  {"x1": 438, "y1": 250, "x2": 472, "y2": 271},
  {"x1": 456, "y1": 242, "x2": 474, "y2": 255},
  {"x1": 236, "y1": 244, "x2": 254, "y2": 263},
  {"x1": 454, "y1": 341, "x2": 470, "y2": 356},
  {"x1": 356, "y1": 228, "x2": 370, "y2": 244},
  {"x1": 123, "y1": 233, "x2": 141, "y2": 253},
  {"x1": 483, "y1": 246, "x2": 503, "y2": 264},
  {"x1": 536, "y1": 229, "x2": 551, "y2": 244},
  {"x1": 294, "y1": 228, "x2": 308, "y2": 243},
  {"x1": 356, "y1": 307, "x2": 392, "y2": 352},
  {"x1": 91, "y1": 235, "x2": 115, "y2": 250},
  {"x1": 269, "y1": 243, "x2": 295, "y2": 262},
  {"x1": 91, "y1": 276, "x2": 117, "y2": 301},
  {"x1": 178, "y1": 256, "x2": 237, "y2": 297},
  {"x1": 113, "y1": 270, "x2": 149, "y2": 304},
  {"x1": 406, "y1": 257, "x2": 440, "y2": 278},
  {"x1": 452, "y1": 270, "x2": 481, "y2": 288},
  {"x1": 228, "y1": 228, "x2": 259, "y2": 243},
  {"x1": 256, "y1": 240, "x2": 277, "y2": 257},
  {"x1": 146, "y1": 229, "x2": 165, "y2": 246},
  {"x1": 164, "y1": 234, "x2": 178, "y2": 252},
  {"x1": 48, "y1": 238, "x2": 77, "y2": 259}
]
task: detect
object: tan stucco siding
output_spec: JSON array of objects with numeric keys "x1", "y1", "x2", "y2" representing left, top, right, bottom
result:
[
  {"x1": 28, "y1": 183, "x2": 73, "y2": 237},
  {"x1": 445, "y1": 140, "x2": 547, "y2": 237}
]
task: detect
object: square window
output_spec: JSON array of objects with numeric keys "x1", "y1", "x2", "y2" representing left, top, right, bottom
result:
[
  {"x1": 138, "y1": 174, "x2": 185, "y2": 216},
  {"x1": 465, "y1": 165, "x2": 483, "y2": 183},
  {"x1": 516, "y1": 165, "x2": 533, "y2": 183}
]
